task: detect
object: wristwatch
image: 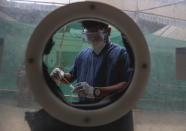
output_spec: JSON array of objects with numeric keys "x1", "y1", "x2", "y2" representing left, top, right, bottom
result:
[{"x1": 93, "y1": 87, "x2": 102, "y2": 97}]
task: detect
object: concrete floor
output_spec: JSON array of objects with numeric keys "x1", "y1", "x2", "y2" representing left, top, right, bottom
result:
[
  {"x1": 0, "y1": 104, "x2": 31, "y2": 131},
  {"x1": 1, "y1": 100, "x2": 186, "y2": 131},
  {"x1": 133, "y1": 109, "x2": 186, "y2": 131}
]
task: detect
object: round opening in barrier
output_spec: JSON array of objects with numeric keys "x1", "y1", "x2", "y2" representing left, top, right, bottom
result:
[
  {"x1": 42, "y1": 20, "x2": 135, "y2": 110},
  {"x1": 25, "y1": 1, "x2": 150, "y2": 127}
]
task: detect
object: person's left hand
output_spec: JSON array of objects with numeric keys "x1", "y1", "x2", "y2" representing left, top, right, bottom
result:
[{"x1": 72, "y1": 82, "x2": 95, "y2": 98}]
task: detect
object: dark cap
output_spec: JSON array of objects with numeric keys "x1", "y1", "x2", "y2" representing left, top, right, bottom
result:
[{"x1": 81, "y1": 20, "x2": 108, "y2": 29}]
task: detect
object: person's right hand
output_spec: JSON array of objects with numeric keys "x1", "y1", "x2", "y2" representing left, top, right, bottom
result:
[{"x1": 50, "y1": 68, "x2": 64, "y2": 81}]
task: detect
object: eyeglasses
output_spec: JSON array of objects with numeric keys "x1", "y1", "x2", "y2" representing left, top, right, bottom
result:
[{"x1": 81, "y1": 29, "x2": 107, "y2": 43}]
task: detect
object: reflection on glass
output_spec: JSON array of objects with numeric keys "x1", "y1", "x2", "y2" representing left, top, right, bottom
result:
[{"x1": 0, "y1": 0, "x2": 186, "y2": 130}]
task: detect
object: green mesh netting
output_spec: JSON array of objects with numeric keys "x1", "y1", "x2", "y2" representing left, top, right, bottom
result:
[{"x1": 0, "y1": 19, "x2": 186, "y2": 110}]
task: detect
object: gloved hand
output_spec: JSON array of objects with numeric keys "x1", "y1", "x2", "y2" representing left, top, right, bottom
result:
[
  {"x1": 50, "y1": 68, "x2": 64, "y2": 81},
  {"x1": 72, "y1": 82, "x2": 95, "y2": 98}
]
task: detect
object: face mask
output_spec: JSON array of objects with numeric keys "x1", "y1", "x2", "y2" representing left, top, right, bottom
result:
[
  {"x1": 90, "y1": 40, "x2": 106, "y2": 55},
  {"x1": 82, "y1": 29, "x2": 107, "y2": 54}
]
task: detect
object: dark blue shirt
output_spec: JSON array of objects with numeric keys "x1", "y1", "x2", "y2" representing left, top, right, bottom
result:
[{"x1": 69, "y1": 43, "x2": 131, "y2": 101}]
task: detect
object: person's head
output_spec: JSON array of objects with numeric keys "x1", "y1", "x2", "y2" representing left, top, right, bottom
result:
[
  {"x1": 81, "y1": 20, "x2": 111, "y2": 44},
  {"x1": 81, "y1": 20, "x2": 109, "y2": 31}
]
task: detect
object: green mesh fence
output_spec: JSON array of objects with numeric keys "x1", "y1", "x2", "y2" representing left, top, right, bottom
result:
[
  {"x1": 0, "y1": 19, "x2": 186, "y2": 110},
  {"x1": 138, "y1": 34, "x2": 186, "y2": 111}
]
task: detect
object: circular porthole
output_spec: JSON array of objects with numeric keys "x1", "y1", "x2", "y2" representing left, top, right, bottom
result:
[{"x1": 25, "y1": 1, "x2": 150, "y2": 127}]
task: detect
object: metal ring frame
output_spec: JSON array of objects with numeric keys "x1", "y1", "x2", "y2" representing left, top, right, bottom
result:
[{"x1": 25, "y1": 1, "x2": 150, "y2": 127}]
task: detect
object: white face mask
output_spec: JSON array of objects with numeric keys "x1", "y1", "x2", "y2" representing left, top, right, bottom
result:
[{"x1": 82, "y1": 29, "x2": 107, "y2": 54}]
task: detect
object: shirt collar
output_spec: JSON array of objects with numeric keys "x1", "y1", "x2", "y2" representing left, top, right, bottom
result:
[{"x1": 92, "y1": 42, "x2": 112, "y2": 56}]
